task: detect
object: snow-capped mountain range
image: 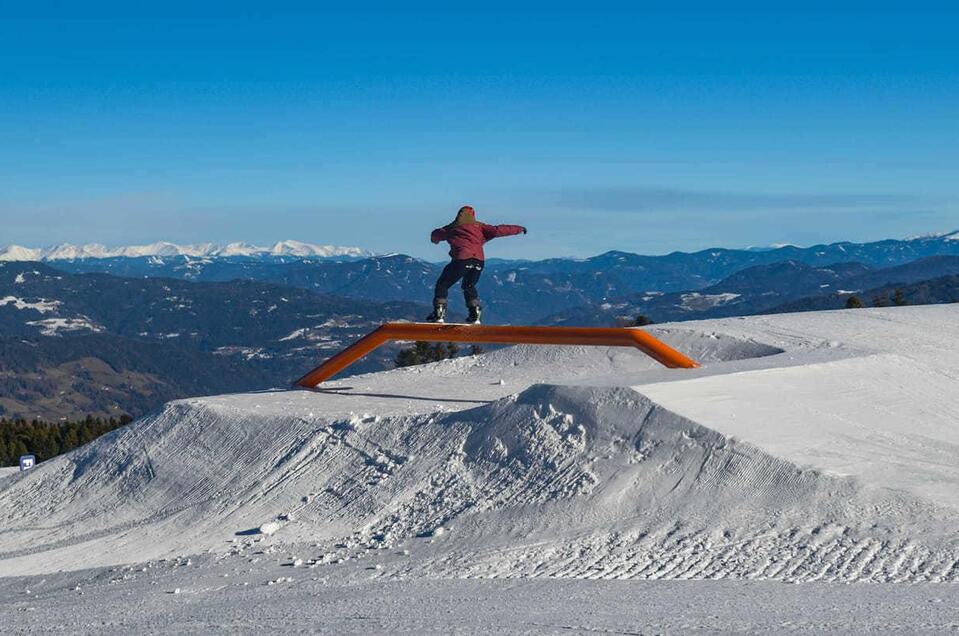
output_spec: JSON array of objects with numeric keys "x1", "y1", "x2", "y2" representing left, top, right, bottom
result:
[{"x1": 0, "y1": 240, "x2": 371, "y2": 261}]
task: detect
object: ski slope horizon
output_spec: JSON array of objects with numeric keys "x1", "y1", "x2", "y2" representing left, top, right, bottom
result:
[{"x1": 2, "y1": 304, "x2": 959, "y2": 587}]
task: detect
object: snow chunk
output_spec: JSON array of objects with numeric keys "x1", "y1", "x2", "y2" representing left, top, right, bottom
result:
[{"x1": 258, "y1": 521, "x2": 282, "y2": 536}]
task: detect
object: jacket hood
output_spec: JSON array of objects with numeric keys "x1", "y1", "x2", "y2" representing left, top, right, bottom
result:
[{"x1": 450, "y1": 206, "x2": 477, "y2": 226}]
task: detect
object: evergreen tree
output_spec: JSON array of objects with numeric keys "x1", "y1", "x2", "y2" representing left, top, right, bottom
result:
[
  {"x1": 10, "y1": 439, "x2": 29, "y2": 462},
  {"x1": 617, "y1": 314, "x2": 655, "y2": 327},
  {"x1": 395, "y1": 342, "x2": 461, "y2": 368},
  {"x1": 61, "y1": 426, "x2": 80, "y2": 452},
  {"x1": 892, "y1": 289, "x2": 908, "y2": 306},
  {"x1": 845, "y1": 295, "x2": 864, "y2": 309},
  {"x1": 0, "y1": 415, "x2": 133, "y2": 466}
]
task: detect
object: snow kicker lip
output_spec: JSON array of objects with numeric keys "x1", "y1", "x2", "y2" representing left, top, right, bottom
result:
[{"x1": 400, "y1": 384, "x2": 959, "y2": 582}]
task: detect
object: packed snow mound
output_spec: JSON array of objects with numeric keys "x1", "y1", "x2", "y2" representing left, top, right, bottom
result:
[
  {"x1": 430, "y1": 386, "x2": 959, "y2": 581},
  {"x1": 2, "y1": 305, "x2": 958, "y2": 583},
  {"x1": 2, "y1": 386, "x2": 957, "y2": 582}
]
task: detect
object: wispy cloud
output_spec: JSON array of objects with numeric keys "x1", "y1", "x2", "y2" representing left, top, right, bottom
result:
[{"x1": 555, "y1": 186, "x2": 921, "y2": 214}]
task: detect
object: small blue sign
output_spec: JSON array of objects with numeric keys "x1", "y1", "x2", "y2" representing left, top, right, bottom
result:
[{"x1": 19, "y1": 455, "x2": 36, "y2": 471}]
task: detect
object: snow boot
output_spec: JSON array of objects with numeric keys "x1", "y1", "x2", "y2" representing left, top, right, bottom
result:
[
  {"x1": 466, "y1": 305, "x2": 482, "y2": 325},
  {"x1": 426, "y1": 302, "x2": 447, "y2": 323}
]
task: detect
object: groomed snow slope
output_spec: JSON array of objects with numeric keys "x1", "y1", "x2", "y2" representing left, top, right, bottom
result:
[{"x1": 2, "y1": 305, "x2": 958, "y2": 584}]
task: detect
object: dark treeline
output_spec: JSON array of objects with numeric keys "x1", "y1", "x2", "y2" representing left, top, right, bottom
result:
[
  {"x1": 394, "y1": 342, "x2": 484, "y2": 368},
  {"x1": 0, "y1": 415, "x2": 133, "y2": 467}
]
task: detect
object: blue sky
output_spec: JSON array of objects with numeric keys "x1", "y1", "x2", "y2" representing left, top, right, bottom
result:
[{"x1": 1, "y1": 3, "x2": 957, "y2": 259}]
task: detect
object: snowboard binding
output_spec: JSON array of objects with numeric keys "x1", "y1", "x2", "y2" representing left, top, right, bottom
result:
[{"x1": 426, "y1": 303, "x2": 447, "y2": 323}]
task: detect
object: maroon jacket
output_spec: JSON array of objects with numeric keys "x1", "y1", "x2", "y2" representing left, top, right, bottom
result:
[{"x1": 431, "y1": 222, "x2": 525, "y2": 261}]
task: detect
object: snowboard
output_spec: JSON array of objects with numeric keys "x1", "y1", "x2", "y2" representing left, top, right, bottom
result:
[{"x1": 416, "y1": 320, "x2": 481, "y2": 326}]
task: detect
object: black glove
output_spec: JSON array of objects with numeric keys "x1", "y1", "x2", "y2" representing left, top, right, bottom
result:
[{"x1": 521, "y1": 227, "x2": 528, "y2": 234}]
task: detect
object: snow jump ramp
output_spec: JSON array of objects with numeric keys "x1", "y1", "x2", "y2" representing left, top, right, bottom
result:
[{"x1": 296, "y1": 322, "x2": 700, "y2": 387}]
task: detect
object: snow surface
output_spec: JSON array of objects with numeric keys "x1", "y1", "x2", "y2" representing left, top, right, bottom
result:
[
  {"x1": 2, "y1": 564, "x2": 957, "y2": 634},
  {"x1": 2, "y1": 305, "x2": 959, "y2": 630},
  {"x1": 679, "y1": 291, "x2": 741, "y2": 311},
  {"x1": 0, "y1": 295, "x2": 62, "y2": 313},
  {"x1": 24, "y1": 317, "x2": 104, "y2": 336},
  {"x1": 0, "y1": 241, "x2": 370, "y2": 261}
]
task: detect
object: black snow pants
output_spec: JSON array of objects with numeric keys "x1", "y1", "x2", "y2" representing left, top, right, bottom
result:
[{"x1": 433, "y1": 258, "x2": 484, "y2": 308}]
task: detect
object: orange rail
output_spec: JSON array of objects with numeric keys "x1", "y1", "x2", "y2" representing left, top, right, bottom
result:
[{"x1": 295, "y1": 322, "x2": 699, "y2": 387}]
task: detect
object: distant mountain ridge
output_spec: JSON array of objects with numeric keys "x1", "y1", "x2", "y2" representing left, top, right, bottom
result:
[
  {"x1": 6, "y1": 231, "x2": 959, "y2": 420},
  {"x1": 0, "y1": 240, "x2": 371, "y2": 261},
  {"x1": 0, "y1": 261, "x2": 425, "y2": 420},
  {"x1": 770, "y1": 273, "x2": 959, "y2": 314},
  {"x1": 34, "y1": 230, "x2": 959, "y2": 322},
  {"x1": 543, "y1": 255, "x2": 959, "y2": 326}
]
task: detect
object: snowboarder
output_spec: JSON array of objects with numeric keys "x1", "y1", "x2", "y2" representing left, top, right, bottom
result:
[{"x1": 426, "y1": 205, "x2": 526, "y2": 324}]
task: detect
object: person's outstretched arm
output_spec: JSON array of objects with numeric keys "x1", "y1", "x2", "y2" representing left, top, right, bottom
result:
[
  {"x1": 481, "y1": 224, "x2": 527, "y2": 240},
  {"x1": 431, "y1": 227, "x2": 448, "y2": 244}
]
